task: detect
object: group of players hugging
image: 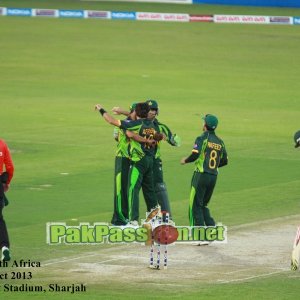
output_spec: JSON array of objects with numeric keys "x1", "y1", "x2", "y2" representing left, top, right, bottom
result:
[{"x1": 95, "y1": 100, "x2": 228, "y2": 232}]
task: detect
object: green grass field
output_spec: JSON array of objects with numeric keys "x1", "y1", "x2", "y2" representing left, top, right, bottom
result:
[{"x1": 0, "y1": 0, "x2": 300, "y2": 299}]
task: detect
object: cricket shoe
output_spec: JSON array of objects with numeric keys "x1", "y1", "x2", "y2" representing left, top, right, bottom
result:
[
  {"x1": 149, "y1": 264, "x2": 160, "y2": 270},
  {"x1": 145, "y1": 205, "x2": 161, "y2": 223},
  {"x1": 1, "y1": 246, "x2": 11, "y2": 261},
  {"x1": 192, "y1": 241, "x2": 210, "y2": 246},
  {"x1": 111, "y1": 221, "x2": 128, "y2": 226},
  {"x1": 167, "y1": 219, "x2": 176, "y2": 227},
  {"x1": 291, "y1": 257, "x2": 299, "y2": 271},
  {"x1": 129, "y1": 220, "x2": 139, "y2": 227}
]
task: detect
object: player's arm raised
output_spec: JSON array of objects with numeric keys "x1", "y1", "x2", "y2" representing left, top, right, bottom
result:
[
  {"x1": 112, "y1": 107, "x2": 130, "y2": 116},
  {"x1": 95, "y1": 105, "x2": 155, "y2": 146},
  {"x1": 95, "y1": 104, "x2": 121, "y2": 127}
]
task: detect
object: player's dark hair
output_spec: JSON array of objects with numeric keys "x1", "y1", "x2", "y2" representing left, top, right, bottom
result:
[{"x1": 135, "y1": 102, "x2": 150, "y2": 118}]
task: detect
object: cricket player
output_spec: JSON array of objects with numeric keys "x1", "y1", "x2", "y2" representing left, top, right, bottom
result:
[
  {"x1": 146, "y1": 100, "x2": 181, "y2": 218},
  {"x1": 291, "y1": 226, "x2": 300, "y2": 271},
  {"x1": 0, "y1": 139, "x2": 14, "y2": 261},
  {"x1": 291, "y1": 130, "x2": 300, "y2": 269},
  {"x1": 112, "y1": 100, "x2": 180, "y2": 217},
  {"x1": 294, "y1": 130, "x2": 300, "y2": 148},
  {"x1": 95, "y1": 103, "x2": 161, "y2": 225},
  {"x1": 111, "y1": 103, "x2": 137, "y2": 225},
  {"x1": 181, "y1": 114, "x2": 228, "y2": 227}
]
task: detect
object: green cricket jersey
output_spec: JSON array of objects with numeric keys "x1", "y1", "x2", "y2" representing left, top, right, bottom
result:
[
  {"x1": 192, "y1": 131, "x2": 227, "y2": 175},
  {"x1": 115, "y1": 126, "x2": 130, "y2": 158},
  {"x1": 120, "y1": 119, "x2": 157, "y2": 162},
  {"x1": 153, "y1": 119, "x2": 176, "y2": 159}
]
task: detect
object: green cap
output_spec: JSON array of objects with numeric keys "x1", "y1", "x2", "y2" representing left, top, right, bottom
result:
[
  {"x1": 294, "y1": 130, "x2": 300, "y2": 148},
  {"x1": 129, "y1": 103, "x2": 137, "y2": 111},
  {"x1": 146, "y1": 100, "x2": 159, "y2": 110},
  {"x1": 202, "y1": 114, "x2": 218, "y2": 130}
]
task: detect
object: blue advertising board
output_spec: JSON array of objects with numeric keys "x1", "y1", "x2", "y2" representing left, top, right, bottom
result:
[
  {"x1": 111, "y1": 11, "x2": 136, "y2": 20},
  {"x1": 193, "y1": 0, "x2": 300, "y2": 8},
  {"x1": 59, "y1": 10, "x2": 84, "y2": 18},
  {"x1": 294, "y1": 17, "x2": 300, "y2": 25},
  {"x1": 7, "y1": 8, "x2": 32, "y2": 17}
]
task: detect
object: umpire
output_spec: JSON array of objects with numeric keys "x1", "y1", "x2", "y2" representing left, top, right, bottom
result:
[
  {"x1": 0, "y1": 139, "x2": 14, "y2": 261},
  {"x1": 181, "y1": 114, "x2": 228, "y2": 227}
]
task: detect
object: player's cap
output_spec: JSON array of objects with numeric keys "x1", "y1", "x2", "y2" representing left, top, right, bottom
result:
[
  {"x1": 146, "y1": 100, "x2": 159, "y2": 110},
  {"x1": 294, "y1": 130, "x2": 300, "y2": 148},
  {"x1": 202, "y1": 114, "x2": 218, "y2": 130},
  {"x1": 129, "y1": 103, "x2": 137, "y2": 112}
]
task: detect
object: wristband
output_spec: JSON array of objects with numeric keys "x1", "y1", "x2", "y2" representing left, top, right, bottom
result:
[{"x1": 99, "y1": 108, "x2": 107, "y2": 116}]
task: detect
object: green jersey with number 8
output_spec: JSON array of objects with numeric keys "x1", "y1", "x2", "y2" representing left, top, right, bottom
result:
[{"x1": 192, "y1": 131, "x2": 227, "y2": 175}]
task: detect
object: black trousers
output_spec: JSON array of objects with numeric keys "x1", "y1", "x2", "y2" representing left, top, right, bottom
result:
[
  {"x1": 0, "y1": 183, "x2": 10, "y2": 249},
  {"x1": 189, "y1": 172, "x2": 217, "y2": 227}
]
